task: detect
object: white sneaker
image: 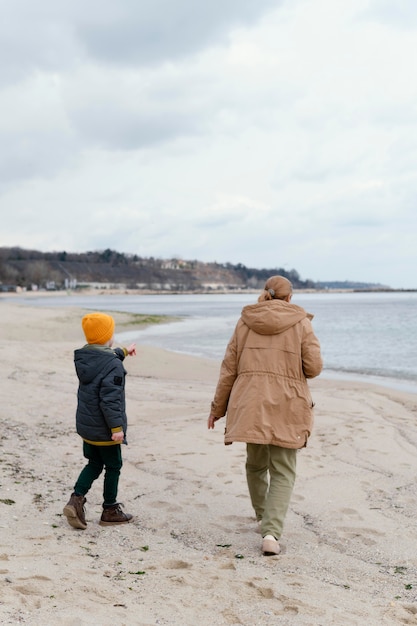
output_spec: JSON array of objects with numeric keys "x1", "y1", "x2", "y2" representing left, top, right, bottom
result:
[{"x1": 262, "y1": 534, "x2": 281, "y2": 556}]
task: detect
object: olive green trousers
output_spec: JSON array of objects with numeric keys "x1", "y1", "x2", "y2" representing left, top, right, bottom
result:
[{"x1": 245, "y1": 443, "x2": 297, "y2": 540}]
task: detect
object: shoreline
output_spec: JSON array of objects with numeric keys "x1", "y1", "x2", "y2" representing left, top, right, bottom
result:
[
  {"x1": 2, "y1": 285, "x2": 417, "y2": 298},
  {"x1": 321, "y1": 369, "x2": 417, "y2": 395},
  {"x1": 2, "y1": 294, "x2": 416, "y2": 396}
]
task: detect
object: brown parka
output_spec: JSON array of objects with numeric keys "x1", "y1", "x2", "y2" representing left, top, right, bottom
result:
[{"x1": 210, "y1": 299, "x2": 323, "y2": 448}]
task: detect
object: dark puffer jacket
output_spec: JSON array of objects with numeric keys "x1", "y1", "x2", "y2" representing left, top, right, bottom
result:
[{"x1": 74, "y1": 345, "x2": 128, "y2": 445}]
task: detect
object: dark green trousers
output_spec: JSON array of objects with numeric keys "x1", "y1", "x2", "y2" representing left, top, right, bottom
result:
[{"x1": 74, "y1": 442, "x2": 123, "y2": 506}]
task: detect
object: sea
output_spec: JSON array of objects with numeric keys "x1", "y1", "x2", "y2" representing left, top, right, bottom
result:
[{"x1": 11, "y1": 290, "x2": 417, "y2": 394}]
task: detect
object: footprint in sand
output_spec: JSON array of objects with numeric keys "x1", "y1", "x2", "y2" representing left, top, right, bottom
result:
[
  {"x1": 339, "y1": 507, "x2": 363, "y2": 519},
  {"x1": 385, "y1": 603, "x2": 417, "y2": 624},
  {"x1": 246, "y1": 580, "x2": 275, "y2": 599},
  {"x1": 221, "y1": 514, "x2": 247, "y2": 523},
  {"x1": 335, "y1": 526, "x2": 384, "y2": 545},
  {"x1": 163, "y1": 559, "x2": 192, "y2": 570},
  {"x1": 149, "y1": 500, "x2": 182, "y2": 512},
  {"x1": 291, "y1": 493, "x2": 305, "y2": 503}
]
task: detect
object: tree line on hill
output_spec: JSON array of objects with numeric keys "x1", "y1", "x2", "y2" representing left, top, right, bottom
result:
[{"x1": 0, "y1": 246, "x2": 385, "y2": 292}]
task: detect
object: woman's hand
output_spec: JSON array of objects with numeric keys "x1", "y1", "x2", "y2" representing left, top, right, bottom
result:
[{"x1": 207, "y1": 413, "x2": 222, "y2": 429}]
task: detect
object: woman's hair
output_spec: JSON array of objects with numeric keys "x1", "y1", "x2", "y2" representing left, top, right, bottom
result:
[{"x1": 258, "y1": 275, "x2": 293, "y2": 302}]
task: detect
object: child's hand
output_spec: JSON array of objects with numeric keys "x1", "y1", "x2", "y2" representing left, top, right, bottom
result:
[
  {"x1": 126, "y1": 343, "x2": 136, "y2": 356},
  {"x1": 111, "y1": 431, "x2": 124, "y2": 442}
]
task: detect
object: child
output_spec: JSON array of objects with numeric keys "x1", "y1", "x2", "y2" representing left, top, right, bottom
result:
[{"x1": 63, "y1": 312, "x2": 136, "y2": 530}]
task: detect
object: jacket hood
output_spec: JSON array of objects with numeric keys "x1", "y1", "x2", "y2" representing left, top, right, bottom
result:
[
  {"x1": 240, "y1": 300, "x2": 313, "y2": 336},
  {"x1": 74, "y1": 345, "x2": 115, "y2": 384}
]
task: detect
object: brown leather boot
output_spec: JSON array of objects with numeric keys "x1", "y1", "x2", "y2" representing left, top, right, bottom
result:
[
  {"x1": 63, "y1": 493, "x2": 87, "y2": 530},
  {"x1": 99, "y1": 503, "x2": 133, "y2": 526}
]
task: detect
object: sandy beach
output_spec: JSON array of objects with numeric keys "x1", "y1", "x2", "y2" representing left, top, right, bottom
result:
[{"x1": 1, "y1": 300, "x2": 417, "y2": 626}]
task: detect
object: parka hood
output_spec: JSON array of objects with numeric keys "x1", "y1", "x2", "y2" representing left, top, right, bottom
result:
[
  {"x1": 74, "y1": 345, "x2": 115, "y2": 384},
  {"x1": 240, "y1": 300, "x2": 313, "y2": 336}
]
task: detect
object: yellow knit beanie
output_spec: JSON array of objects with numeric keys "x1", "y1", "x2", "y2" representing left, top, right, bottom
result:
[{"x1": 82, "y1": 312, "x2": 115, "y2": 345}]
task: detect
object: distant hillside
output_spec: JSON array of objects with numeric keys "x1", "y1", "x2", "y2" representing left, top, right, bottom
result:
[{"x1": 0, "y1": 247, "x2": 388, "y2": 292}]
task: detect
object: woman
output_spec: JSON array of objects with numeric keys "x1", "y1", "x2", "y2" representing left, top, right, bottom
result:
[{"x1": 208, "y1": 275, "x2": 322, "y2": 555}]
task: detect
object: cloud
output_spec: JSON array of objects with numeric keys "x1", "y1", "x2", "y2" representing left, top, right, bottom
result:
[
  {"x1": 0, "y1": 1, "x2": 78, "y2": 85},
  {"x1": 0, "y1": 0, "x2": 281, "y2": 87},
  {"x1": 366, "y1": 0, "x2": 417, "y2": 29},
  {"x1": 1, "y1": 0, "x2": 417, "y2": 288},
  {"x1": 61, "y1": 64, "x2": 209, "y2": 151},
  {"x1": 0, "y1": 74, "x2": 78, "y2": 183},
  {"x1": 72, "y1": 0, "x2": 281, "y2": 65}
]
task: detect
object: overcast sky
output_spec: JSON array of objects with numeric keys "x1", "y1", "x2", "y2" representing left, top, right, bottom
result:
[{"x1": 1, "y1": 0, "x2": 417, "y2": 288}]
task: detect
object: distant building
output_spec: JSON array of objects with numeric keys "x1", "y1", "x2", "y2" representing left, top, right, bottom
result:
[{"x1": 0, "y1": 284, "x2": 17, "y2": 292}]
